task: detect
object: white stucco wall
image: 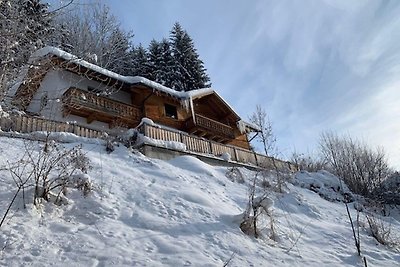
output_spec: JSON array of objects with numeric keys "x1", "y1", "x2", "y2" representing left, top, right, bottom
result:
[{"x1": 26, "y1": 70, "x2": 133, "y2": 130}]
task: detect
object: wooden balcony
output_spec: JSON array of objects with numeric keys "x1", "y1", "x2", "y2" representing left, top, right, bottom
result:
[
  {"x1": 62, "y1": 87, "x2": 142, "y2": 128},
  {"x1": 186, "y1": 114, "x2": 235, "y2": 142},
  {"x1": 137, "y1": 122, "x2": 298, "y2": 172}
]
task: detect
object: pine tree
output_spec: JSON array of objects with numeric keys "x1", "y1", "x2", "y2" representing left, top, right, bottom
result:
[
  {"x1": 128, "y1": 44, "x2": 151, "y2": 78},
  {"x1": 147, "y1": 39, "x2": 162, "y2": 82},
  {"x1": 147, "y1": 38, "x2": 175, "y2": 87},
  {"x1": 169, "y1": 22, "x2": 211, "y2": 91},
  {"x1": 159, "y1": 38, "x2": 175, "y2": 88}
]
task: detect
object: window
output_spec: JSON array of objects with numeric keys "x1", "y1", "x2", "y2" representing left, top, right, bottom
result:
[
  {"x1": 40, "y1": 92, "x2": 48, "y2": 112},
  {"x1": 165, "y1": 104, "x2": 177, "y2": 119}
]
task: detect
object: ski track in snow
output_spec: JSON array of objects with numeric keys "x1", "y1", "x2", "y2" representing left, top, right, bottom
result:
[{"x1": 0, "y1": 136, "x2": 399, "y2": 266}]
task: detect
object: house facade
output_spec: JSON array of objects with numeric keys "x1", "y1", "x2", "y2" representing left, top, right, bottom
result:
[{"x1": 10, "y1": 47, "x2": 259, "y2": 150}]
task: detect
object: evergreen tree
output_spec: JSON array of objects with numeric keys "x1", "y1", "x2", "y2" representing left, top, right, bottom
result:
[
  {"x1": 147, "y1": 39, "x2": 162, "y2": 82},
  {"x1": 158, "y1": 38, "x2": 175, "y2": 88},
  {"x1": 128, "y1": 44, "x2": 151, "y2": 78},
  {"x1": 147, "y1": 38, "x2": 175, "y2": 87},
  {"x1": 169, "y1": 22, "x2": 211, "y2": 91}
]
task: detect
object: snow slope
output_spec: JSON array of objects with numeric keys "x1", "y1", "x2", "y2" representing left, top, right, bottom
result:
[{"x1": 0, "y1": 135, "x2": 399, "y2": 266}]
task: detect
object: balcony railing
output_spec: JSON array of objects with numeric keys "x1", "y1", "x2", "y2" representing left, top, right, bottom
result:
[
  {"x1": 62, "y1": 87, "x2": 141, "y2": 127},
  {"x1": 138, "y1": 122, "x2": 297, "y2": 172},
  {"x1": 187, "y1": 114, "x2": 234, "y2": 139}
]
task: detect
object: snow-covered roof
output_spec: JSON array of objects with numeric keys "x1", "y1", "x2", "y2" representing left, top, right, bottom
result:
[
  {"x1": 30, "y1": 47, "x2": 215, "y2": 101},
  {"x1": 27, "y1": 46, "x2": 256, "y2": 128}
]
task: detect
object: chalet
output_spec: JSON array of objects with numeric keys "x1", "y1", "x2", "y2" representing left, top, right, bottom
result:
[
  {"x1": 4, "y1": 47, "x2": 298, "y2": 171},
  {"x1": 9, "y1": 47, "x2": 259, "y2": 151}
]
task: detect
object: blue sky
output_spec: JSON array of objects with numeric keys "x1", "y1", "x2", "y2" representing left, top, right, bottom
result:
[{"x1": 95, "y1": 0, "x2": 400, "y2": 168}]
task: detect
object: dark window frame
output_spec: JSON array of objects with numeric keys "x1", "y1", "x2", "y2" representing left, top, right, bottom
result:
[{"x1": 165, "y1": 103, "x2": 178, "y2": 119}]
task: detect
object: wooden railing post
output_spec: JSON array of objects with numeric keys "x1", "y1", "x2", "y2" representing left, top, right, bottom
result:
[
  {"x1": 179, "y1": 132, "x2": 184, "y2": 144},
  {"x1": 15, "y1": 116, "x2": 21, "y2": 132},
  {"x1": 73, "y1": 124, "x2": 78, "y2": 136},
  {"x1": 233, "y1": 147, "x2": 238, "y2": 162},
  {"x1": 144, "y1": 124, "x2": 149, "y2": 137},
  {"x1": 254, "y1": 152, "x2": 258, "y2": 166}
]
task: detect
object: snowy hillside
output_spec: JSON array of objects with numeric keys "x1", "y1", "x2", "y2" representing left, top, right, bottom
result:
[{"x1": 0, "y1": 135, "x2": 399, "y2": 266}]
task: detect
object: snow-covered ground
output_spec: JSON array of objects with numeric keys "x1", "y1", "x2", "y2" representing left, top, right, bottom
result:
[{"x1": 0, "y1": 134, "x2": 399, "y2": 266}]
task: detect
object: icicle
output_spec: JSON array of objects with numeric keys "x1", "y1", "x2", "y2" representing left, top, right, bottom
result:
[
  {"x1": 237, "y1": 120, "x2": 246, "y2": 134},
  {"x1": 180, "y1": 98, "x2": 191, "y2": 112},
  {"x1": 190, "y1": 97, "x2": 195, "y2": 122}
]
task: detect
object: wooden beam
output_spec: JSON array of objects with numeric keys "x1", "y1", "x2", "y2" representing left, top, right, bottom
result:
[
  {"x1": 215, "y1": 137, "x2": 225, "y2": 143},
  {"x1": 198, "y1": 131, "x2": 208, "y2": 137},
  {"x1": 189, "y1": 129, "x2": 197, "y2": 135},
  {"x1": 209, "y1": 135, "x2": 219, "y2": 141},
  {"x1": 87, "y1": 114, "x2": 97, "y2": 124}
]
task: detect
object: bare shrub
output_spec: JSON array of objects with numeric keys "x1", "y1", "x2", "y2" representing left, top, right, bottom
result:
[
  {"x1": 319, "y1": 132, "x2": 392, "y2": 199},
  {"x1": 13, "y1": 138, "x2": 91, "y2": 206},
  {"x1": 1, "y1": 137, "x2": 91, "y2": 228},
  {"x1": 225, "y1": 167, "x2": 245, "y2": 184},
  {"x1": 0, "y1": 162, "x2": 31, "y2": 228},
  {"x1": 240, "y1": 172, "x2": 276, "y2": 240},
  {"x1": 374, "y1": 172, "x2": 400, "y2": 206},
  {"x1": 365, "y1": 212, "x2": 398, "y2": 248},
  {"x1": 103, "y1": 132, "x2": 116, "y2": 153},
  {"x1": 261, "y1": 168, "x2": 292, "y2": 194},
  {"x1": 291, "y1": 152, "x2": 327, "y2": 172}
]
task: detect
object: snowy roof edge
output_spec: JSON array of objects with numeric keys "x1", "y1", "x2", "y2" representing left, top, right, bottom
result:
[{"x1": 31, "y1": 46, "x2": 215, "y2": 99}]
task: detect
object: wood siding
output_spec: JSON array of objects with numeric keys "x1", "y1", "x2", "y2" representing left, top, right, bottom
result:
[{"x1": 226, "y1": 133, "x2": 251, "y2": 150}]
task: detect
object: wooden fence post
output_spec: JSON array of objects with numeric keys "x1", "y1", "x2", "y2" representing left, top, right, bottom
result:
[
  {"x1": 15, "y1": 116, "x2": 21, "y2": 132},
  {"x1": 233, "y1": 147, "x2": 239, "y2": 162},
  {"x1": 73, "y1": 124, "x2": 77, "y2": 136},
  {"x1": 254, "y1": 152, "x2": 259, "y2": 166},
  {"x1": 209, "y1": 140, "x2": 213, "y2": 155},
  {"x1": 26, "y1": 117, "x2": 31, "y2": 132},
  {"x1": 179, "y1": 132, "x2": 184, "y2": 144}
]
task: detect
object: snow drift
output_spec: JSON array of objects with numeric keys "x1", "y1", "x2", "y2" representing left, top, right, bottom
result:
[{"x1": 0, "y1": 135, "x2": 399, "y2": 266}]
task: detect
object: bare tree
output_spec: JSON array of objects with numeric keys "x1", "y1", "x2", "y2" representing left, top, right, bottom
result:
[
  {"x1": 249, "y1": 105, "x2": 276, "y2": 156},
  {"x1": 53, "y1": 3, "x2": 134, "y2": 75},
  {"x1": 249, "y1": 105, "x2": 291, "y2": 192},
  {"x1": 0, "y1": 0, "x2": 74, "y2": 102},
  {"x1": 0, "y1": 0, "x2": 49, "y2": 100},
  {"x1": 319, "y1": 131, "x2": 391, "y2": 198}
]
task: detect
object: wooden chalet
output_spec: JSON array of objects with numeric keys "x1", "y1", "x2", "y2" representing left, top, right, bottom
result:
[{"x1": 10, "y1": 47, "x2": 260, "y2": 150}]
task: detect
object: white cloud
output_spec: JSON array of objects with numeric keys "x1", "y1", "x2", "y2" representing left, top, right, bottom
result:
[{"x1": 107, "y1": 0, "x2": 400, "y2": 168}]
